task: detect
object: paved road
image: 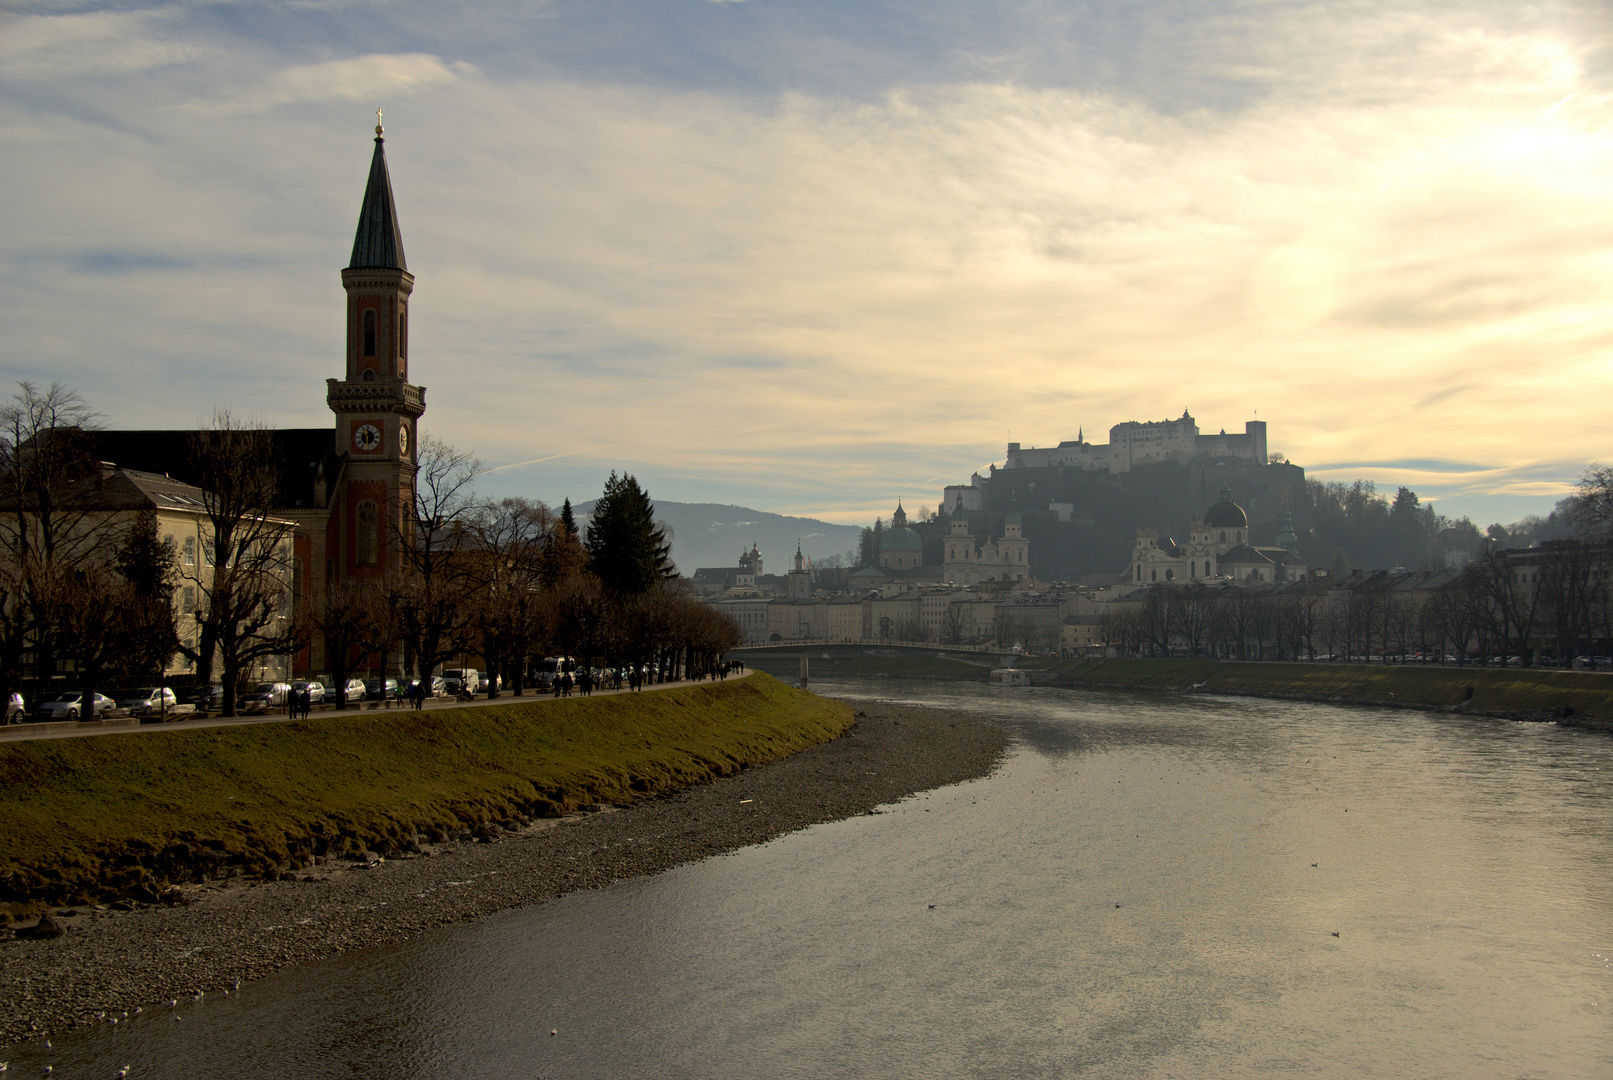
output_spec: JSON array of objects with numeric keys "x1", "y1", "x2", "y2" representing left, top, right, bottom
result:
[{"x1": 0, "y1": 670, "x2": 754, "y2": 744}]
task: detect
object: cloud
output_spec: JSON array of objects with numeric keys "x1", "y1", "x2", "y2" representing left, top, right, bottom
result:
[
  {"x1": 200, "y1": 53, "x2": 471, "y2": 112},
  {"x1": 4, "y1": 0, "x2": 1612, "y2": 524},
  {"x1": 0, "y1": 9, "x2": 206, "y2": 79}
]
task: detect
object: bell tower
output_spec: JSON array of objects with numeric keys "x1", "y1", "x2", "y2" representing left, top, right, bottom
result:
[{"x1": 327, "y1": 113, "x2": 426, "y2": 578}]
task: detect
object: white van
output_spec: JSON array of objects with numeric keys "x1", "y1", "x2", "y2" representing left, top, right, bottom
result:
[{"x1": 441, "y1": 668, "x2": 481, "y2": 694}]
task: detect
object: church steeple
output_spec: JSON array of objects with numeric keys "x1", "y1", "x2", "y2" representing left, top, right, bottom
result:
[
  {"x1": 348, "y1": 115, "x2": 407, "y2": 271},
  {"x1": 329, "y1": 118, "x2": 424, "y2": 581}
]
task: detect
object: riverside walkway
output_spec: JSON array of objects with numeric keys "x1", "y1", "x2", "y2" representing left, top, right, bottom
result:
[{"x1": 0, "y1": 669, "x2": 753, "y2": 744}]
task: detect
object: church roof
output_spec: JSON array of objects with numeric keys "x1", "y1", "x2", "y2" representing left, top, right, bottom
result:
[
  {"x1": 878, "y1": 525, "x2": 924, "y2": 552},
  {"x1": 1217, "y1": 544, "x2": 1273, "y2": 565},
  {"x1": 348, "y1": 134, "x2": 407, "y2": 271},
  {"x1": 1205, "y1": 486, "x2": 1248, "y2": 529}
]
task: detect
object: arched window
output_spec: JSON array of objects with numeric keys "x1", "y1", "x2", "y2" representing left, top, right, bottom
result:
[
  {"x1": 363, "y1": 310, "x2": 376, "y2": 357},
  {"x1": 1165, "y1": 568, "x2": 1174, "y2": 580},
  {"x1": 362, "y1": 369, "x2": 375, "y2": 382},
  {"x1": 1237, "y1": 531, "x2": 1243, "y2": 543},
  {"x1": 356, "y1": 500, "x2": 379, "y2": 566},
  {"x1": 1151, "y1": 568, "x2": 1157, "y2": 582},
  {"x1": 1219, "y1": 531, "x2": 1227, "y2": 544}
]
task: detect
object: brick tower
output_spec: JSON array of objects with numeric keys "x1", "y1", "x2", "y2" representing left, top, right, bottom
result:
[{"x1": 326, "y1": 116, "x2": 426, "y2": 580}]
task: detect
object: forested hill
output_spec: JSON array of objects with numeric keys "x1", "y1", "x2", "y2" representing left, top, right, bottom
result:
[{"x1": 572, "y1": 501, "x2": 863, "y2": 577}]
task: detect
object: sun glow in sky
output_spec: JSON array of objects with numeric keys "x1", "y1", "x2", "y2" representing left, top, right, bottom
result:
[{"x1": 3, "y1": 0, "x2": 1610, "y2": 526}]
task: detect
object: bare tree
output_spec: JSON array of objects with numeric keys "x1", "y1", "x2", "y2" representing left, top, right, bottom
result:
[
  {"x1": 468, "y1": 497, "x2": 551, "y2": 697},
  {"x1": 390, "y1": 434, "x2": 483, "y2": 683},
  {"x1": 180, "y1": 412, "x2": 299, "y2": 714},
  {"x1": 1567, "y1": 466, "x2": 1613, "y2": 541},
  {"x1": 1171, "y1": 584, "x2": 1218, "y2": 657},
  {"x1": 0, "y1": 382, "x2": 107, "y2": 698}
]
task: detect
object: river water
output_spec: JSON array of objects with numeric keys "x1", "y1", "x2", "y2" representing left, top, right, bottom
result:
[{"x1": 13, "y1": 679, "x2": 1613, "y2": 1078}]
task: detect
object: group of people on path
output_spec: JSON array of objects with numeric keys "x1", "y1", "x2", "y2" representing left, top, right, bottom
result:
[
  {"x1": 286, "y1": 688, "x2": 314, "y2": 719},
  {"x1": 704, "y1": 659, "x2": 745, "y2": 682}
]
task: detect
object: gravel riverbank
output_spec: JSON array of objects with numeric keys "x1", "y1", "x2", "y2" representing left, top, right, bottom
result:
[{"x1": 0, "y1": 700, "x2": 1010, "y2": 1047}]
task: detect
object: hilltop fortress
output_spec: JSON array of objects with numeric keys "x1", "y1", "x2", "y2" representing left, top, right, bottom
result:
[{"x1": 945, "y1": 411, "x2": 1270, "y2": 514}]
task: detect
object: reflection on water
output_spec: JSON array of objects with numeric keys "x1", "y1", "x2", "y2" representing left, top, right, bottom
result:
[{"x1": 13, "y1": 681, "x2": 1613, "y2": 1078}]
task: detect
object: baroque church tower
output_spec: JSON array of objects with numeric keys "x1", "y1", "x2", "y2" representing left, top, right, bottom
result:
[{"x1": 326, "y1": 116, "x2": 425, "y2": 580}]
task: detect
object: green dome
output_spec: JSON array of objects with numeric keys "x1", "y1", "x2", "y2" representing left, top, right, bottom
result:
[
  {"x1": 1004, "y1": 508, "x2": 1022, "y2": 526},
  {"x1": 878, "y1": 525, "x2": 924, "y2": 552}
]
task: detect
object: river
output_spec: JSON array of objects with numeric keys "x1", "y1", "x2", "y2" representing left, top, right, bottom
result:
[{"x1": 11, "y1": 678, "x2": 1612, "y2": 1078}]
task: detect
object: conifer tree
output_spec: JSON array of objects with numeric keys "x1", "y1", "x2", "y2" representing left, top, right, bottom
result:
[{"x1": 584, "y1": 472, "x2": 675, "y2": 595}]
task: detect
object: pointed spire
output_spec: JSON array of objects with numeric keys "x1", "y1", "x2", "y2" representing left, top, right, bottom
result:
[{"x1": 348, "y1": 121, "x2": 407, "y2": 271}]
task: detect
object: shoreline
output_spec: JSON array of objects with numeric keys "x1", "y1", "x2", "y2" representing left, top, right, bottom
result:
[{"x1": 0, "y1": 700, "x2": 1011, "y2": 1047}]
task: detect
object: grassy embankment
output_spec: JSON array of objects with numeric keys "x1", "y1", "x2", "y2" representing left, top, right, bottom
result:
[
  {"x1": 0, "y1": 674, "x2": 850, "y2": 913},
  {"x1": 1057, "y1": 658, "x2": 1613, "y2": 725}
]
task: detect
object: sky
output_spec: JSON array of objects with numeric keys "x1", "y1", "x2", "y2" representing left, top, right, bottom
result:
[{"x1": 3, "y1": 0, "x2": 1611, "y2": 529}]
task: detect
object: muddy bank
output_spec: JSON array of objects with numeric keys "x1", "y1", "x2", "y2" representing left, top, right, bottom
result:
[{"x1": 0, "y1": 701, "x2": 1011, "y2": 1047}]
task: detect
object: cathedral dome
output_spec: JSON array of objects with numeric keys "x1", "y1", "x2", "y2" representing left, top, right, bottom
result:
[
  {"x1": 879, "y1": 525, "x2": 924, "y2": 553},
  {"x1": 1205, "y1": 486, "x2": 1247, "y2": 529}
]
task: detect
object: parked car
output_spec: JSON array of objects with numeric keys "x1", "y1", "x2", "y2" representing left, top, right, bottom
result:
[
  {"x1": 290, "y1": 680, "x2": 326, "y2": 705},
  {"x1": 45, "y1": 692, "x2": 117, "y2": 721},
  {"x1": 7, "y1": 692, "x2": 25, "y2": 723},
  {"x1": 241, "y1": 682, "x2": 292, "y2": 711},
  {"x1": 342, "y1": 677, "x2": 368, "y2": 703},
  {"x1": 185, "y1": 685, "x2": 226, "y2": 711},
  {"x1": 119, "y1": 687, "x2": 179, "y2": 717},
  {"x1": 364, "y1": 678, "x2": 399, "y2": 701}
]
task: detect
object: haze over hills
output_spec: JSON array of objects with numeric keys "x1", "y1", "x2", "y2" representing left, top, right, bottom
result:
[{"x1": 573, "y1": 501, "x2": 864, "y2": 577}]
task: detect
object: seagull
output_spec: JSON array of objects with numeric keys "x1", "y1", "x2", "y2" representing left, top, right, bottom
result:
[
  {"x1": 168, "y1": 999, "x2": 177, "y2": 1009},
  {"x1": 550, "y1": 1029, "x2": 558, "y2": 1037},
  {"x1": 116, "y1": 1069, "x2": 130, "y2": 1079},
  {"x1": 1330, "y1": 931, "x2": 1340, "y2": 937},
  {"x1": 41, "y1": 1069, "x2": 51, "y2": 1076}
]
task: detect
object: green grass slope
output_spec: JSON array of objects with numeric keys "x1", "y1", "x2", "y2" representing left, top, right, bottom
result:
[
  {"x1": 1062, "y1": 659, "x2": 1613, "y2": 722},
  {"x1": 0, "y1": 674, "x2": 851, "y2": 910}
]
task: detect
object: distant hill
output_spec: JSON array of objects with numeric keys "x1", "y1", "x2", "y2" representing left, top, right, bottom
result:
[{"x1": 572, "y1": 500, "x2": 863, "y2": 577}]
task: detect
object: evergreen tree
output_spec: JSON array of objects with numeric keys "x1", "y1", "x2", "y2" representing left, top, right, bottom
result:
[
  {"x1": 540, "y1": 497, "x2": 588, "y2": 588},
  {"x1": 584, "y1": 473, "x2": 675, "y2": 595}
]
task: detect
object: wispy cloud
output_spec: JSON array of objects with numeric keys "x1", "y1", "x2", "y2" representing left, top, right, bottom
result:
[
  {"x1": 3, "y1": 0, "x2": 1611, "y2": 524},
  {"x1": 199, "y1": 53, "x2": 474, "y2": 113}
]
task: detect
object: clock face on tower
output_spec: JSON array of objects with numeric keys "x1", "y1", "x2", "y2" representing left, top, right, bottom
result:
[
  {"x1": 398, "y1": 424, "x2": 409, "y2": 455},
  {"x1": 354, "y1": 423, "x2": 382, "y2": 452}
]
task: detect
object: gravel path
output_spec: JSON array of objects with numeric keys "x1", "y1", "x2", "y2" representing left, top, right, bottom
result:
[{"x1": 0, "y1": 700, "x2": 1010, "y2": 1046}]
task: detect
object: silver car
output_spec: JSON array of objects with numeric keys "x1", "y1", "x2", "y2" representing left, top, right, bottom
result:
[
  {"x1": 119, "y1": 687, "x2": 179, "y2": 717},
  {"x1": 47, "y1": 693, "x2": 117, "y2": 721}
]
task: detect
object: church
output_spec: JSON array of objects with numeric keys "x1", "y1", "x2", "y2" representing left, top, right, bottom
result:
[
  {"x1": 1125, "y1": 488, "x2": 1308, "y2": 588},
  {"x1": 90, "y1": 120, "x2": 424, "y2": 671}
]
